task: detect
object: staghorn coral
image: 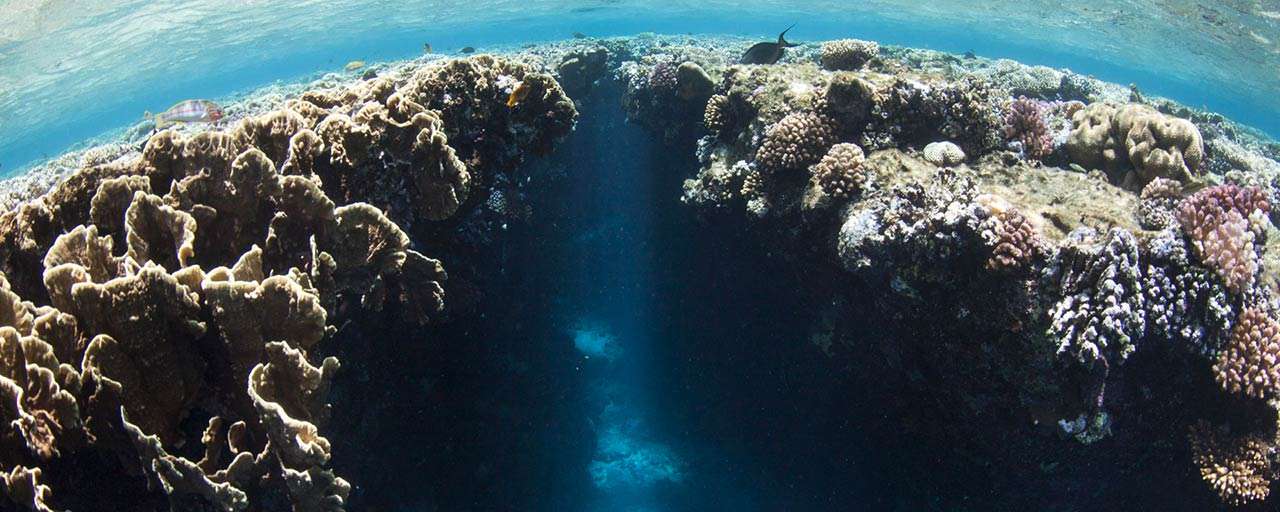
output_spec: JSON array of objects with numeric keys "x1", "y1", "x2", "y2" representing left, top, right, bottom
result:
[
  {"x1": 1214, "y1": 308, "x2": 1280, "y2": 400},
  {"x1": 755, "y1": 112, "x2": 836, "y2": 173},
  {"x1": 1176, "y1": 185, "x2": 1271, "y2": 293},
  {"x1": 1189, "y1": 421, "x2": 1275, "y2": 506},
  {"x1": 1002, "y1": 97, "x2": 1053, "y2": 161},
  {"x1": 811, "y1": 143, "x2": 868, "y2": 200},
  {"x1": 819, "y1": 39, "x2": 879, "y2": 71}
]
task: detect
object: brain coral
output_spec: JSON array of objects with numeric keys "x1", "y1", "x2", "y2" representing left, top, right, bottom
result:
[
  {"x1": 0, "y1": 54, "x2": 574, "y2": 511},
  {"x1": 1065, "y1": 102, "x2": 1204, "y2": 185},
  {"x1": 1176, "y1": 185, "x2": 1271, "y2": 293},
  {"x1": 923, "y1": 141, "x2": 965, "y2": 167},
  {"x1": 812, "y1": 143, "x2": 868, "y2": 200},
  {"x1": 755, "y1": 112, "x2": 836, "y2": 173},
  {"x1": 1214, "y1": 308, "x2": 1280, "y2": 400},
  {"x1": 819, "y1": 39, "x2": 879, "y2": 71}
]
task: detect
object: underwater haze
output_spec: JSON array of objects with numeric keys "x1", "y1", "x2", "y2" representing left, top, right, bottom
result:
[{"x1": 7, "y1": 1, "x2": 1280, "y2": 511}]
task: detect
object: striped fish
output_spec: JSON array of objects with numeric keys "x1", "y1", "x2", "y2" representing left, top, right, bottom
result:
[{"x1": 144, "y1": 99, "x2": 224, "y2": 129}]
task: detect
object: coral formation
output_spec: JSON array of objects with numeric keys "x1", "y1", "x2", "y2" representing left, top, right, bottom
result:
[
  {"x1": 1176, "y1": 185, "x2": 1270, "y2": 292},
  {"x1": 812, "y1": 143, "x2": 868, "y2": 200},
  {"x1": 1214, "y1": 308, "x2": 1280, "y2": 399},
  {"x1": 922, "y1": 141, "x2": 965, "y2": 167},
  {"x1": 819, "y1": 39, "x2": 879, "y2": 71},
  {"x1": 1002, "y1": 97, "x2": 1053, "y2": 161},
  {"x1": 756, "y1": 112, "x2": 836, "y2": 173},
  {"x1": 0, "y1": 53, "x2": 576, "y2": 511},
  {"x1": 1189, "y1": 421, "x2": 1275, "y2": 506},
  {"x1": 1065, "y1": 102, "x2": 1204, "y2": 186}
]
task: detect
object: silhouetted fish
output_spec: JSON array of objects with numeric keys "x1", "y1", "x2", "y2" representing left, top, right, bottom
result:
[
  {"x1": 423, "y1": 43, "x2": 433, "y2": 53},
  {"x1": 739, "y1": 25, "x2": 798, "y2": 64},
  {"x1": 461, "y1": 46, "x2": 476, "y2": 54},
  {"x1": 572, "y1": 31, "x2": 587, "y2": 39}
]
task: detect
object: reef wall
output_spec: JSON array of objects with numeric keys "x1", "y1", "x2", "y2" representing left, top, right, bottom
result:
[
  {"x1": 0, "y1": 54, "x2": 576, "y2": 511},
  {"x1": 7, "y1": 32, "x2": 1280, "y2": 510},
  {"x1": 606, "y1": 35, "x2": 1280, "y2": 509}
]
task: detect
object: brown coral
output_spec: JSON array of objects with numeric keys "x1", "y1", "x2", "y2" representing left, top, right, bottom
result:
[
  {"x1": 1137, "y1": 177, "x2": 1183, "y2": 230},
  {"x1": 811, "y1": 143, "x2": 868, "y2": 200},
  {"x1": 1189, "y1": 421, "x2": 1275, "y2": 506},
  {"x1": 756, "y1": 112, "x2": 836, "y2": 173},
  {"x1": 980, "y1": 204, "x2": 1044, "y2": 273},
  {"x1": 819, "y1": 39, "x2": 879, "y2": 71},
  {"x1": 1065, "y1": 102, "x2": 1204, "y2": 185},
  {"x1": 1214, "y1": 308, "x2": 1280, "y2": 400}
]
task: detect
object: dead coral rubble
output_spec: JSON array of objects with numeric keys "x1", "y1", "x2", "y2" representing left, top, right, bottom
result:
[{"x1": 0, "y1": 54, "x2": 575, "y2": 511}]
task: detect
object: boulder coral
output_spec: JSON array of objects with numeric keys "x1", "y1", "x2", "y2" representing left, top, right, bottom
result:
[
  {"x1": 819, "y1": 39, "x2": 879, "y2": 71},
  {"x1": 1065, "y1": 102, "x2": 1204, "y2": 186},
  {"x1": 0, "y1": 54, "x2": 576, "y2": 511}
]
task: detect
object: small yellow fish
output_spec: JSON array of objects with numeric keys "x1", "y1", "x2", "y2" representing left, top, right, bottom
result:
[
  {"x1": 345, "y1": 60, "x2": 366, "y2": 71},
  {"x1": 507, "y1": 82, "x2": 531, "y2": 107}
]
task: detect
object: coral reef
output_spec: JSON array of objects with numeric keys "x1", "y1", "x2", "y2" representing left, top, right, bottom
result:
[
  {"x1": 811, "y1": 143, "x2": 868, "y2": 200},
  {"x1": 819, "y1": 39, "x2": 879, "y2": 71},
  {"x1": 0, "y1": 54, "x2": 576, "y2": 511},
  {"x1": 1189, "y1": 421, "x2": 1276, "y2": 506},
  {"x1": 1214, "y1": 308, "x2": 1280, "y2": 399}
]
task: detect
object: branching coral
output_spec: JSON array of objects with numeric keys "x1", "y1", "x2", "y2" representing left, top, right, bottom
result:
[
  {"x1": 755, "y1": 112, "x2": 836, "y2": 173},
  {"x1": 1002, "y1": 97, "x2": 1053, "y2": 161},
  {"x1": 1137, "y1": 177, "x2": 1183, "y2": 230},
  {"x1": 1046, "y1": 228, "x2": 1145, "y2": 366},
  {"x1": 979, "y1": 203, "x2": 1044, "y2": 273},
  {"x1": 1176, "y1": 185, "x2": 1271, "y2": 292},
  {"x1": 1214, "y1": 308, "x2": 1280, "y2": 400},
  {"x1": 811, "y1": 143, "x2": 868, "y2": 200},
  {"x1": 1189, "y1": 421, "x2": 1275, "y2": 506}
]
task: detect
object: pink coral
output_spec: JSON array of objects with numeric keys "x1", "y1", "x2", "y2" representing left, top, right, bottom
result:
[
  {"x1": 1176, "y1": 185, "x2": 1270, "y2": 292},
  {"x1": 1002, "y1": 97, "x2": 1053, "y2": 161}
]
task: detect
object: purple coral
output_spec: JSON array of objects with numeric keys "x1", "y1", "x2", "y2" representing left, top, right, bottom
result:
[{"x1": 1002, "y1": 97, "x2": 1053, "y2": 161}]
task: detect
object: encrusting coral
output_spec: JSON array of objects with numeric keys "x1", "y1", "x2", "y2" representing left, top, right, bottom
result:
[{"x1": 0, "y1": 54, "x2": 577, "y2": 511}]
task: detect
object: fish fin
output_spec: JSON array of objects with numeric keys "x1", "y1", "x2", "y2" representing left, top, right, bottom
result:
[{"x1": 778, "y1": 23, "x2": 797, "y2": 46}]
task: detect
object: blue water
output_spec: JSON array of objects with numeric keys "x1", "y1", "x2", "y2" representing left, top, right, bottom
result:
[{"x1": 2, "y1": 1, "x2": 1278, "y2": 174}]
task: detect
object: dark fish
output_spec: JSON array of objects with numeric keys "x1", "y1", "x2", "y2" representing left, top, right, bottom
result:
[
  {"x1": 572, "y1": 31, "x2": 587, "y2": 39},
  {"x1": 964, "y1": 49, "x2": 976, "y2": 59},
  {"x1": 460, "y1": 46, "x2": 475, "y2": 54},
  {"x1": 423, "y1": 43, "x2": 433, "y2": 53},
  {"x1": 739, "y1": 24, "x2": 798, "y2": 64}
]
